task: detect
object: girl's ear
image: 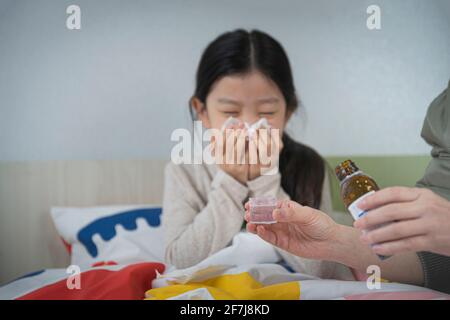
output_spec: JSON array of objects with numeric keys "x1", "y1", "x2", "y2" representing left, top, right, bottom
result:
[{"x1": 191, "y1": 97, "x2": 212, "y2": 128}]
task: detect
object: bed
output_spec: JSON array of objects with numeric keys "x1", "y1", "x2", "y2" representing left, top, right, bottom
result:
[{"x1": 0, "y1": 158, "x2": 446, "y2": 300}]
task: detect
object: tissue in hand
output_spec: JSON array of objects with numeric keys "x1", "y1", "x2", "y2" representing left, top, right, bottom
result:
[{"x1": 221, "y1": 117, "x2": 270, "y2": 138}]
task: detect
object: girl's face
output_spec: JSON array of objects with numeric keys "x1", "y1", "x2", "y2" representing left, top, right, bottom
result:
[{"x1": 192, "y1": 71, "x2": 291, "y2": 130}]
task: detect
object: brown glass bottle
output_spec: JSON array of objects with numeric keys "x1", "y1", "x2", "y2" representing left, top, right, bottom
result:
[
  {"x1": 335, "y1": 160, "x2": 379, "y2": 215},
  {"x1": 335, "y1": 160, "x2": 389, "y2": 260}
]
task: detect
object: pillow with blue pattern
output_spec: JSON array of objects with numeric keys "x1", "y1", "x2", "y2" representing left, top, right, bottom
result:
[{"x1": 51, "y1": 205, "x2": 164, "y2": 267}]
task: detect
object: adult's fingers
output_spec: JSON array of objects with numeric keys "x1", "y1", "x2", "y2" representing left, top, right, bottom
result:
[
  {"x1": 360, "y1": 218, "x2": 428, "y2": 245},
  {"x1": 256, "y1": 225, "x2": 277, "y2": 245},
  {"x1": 371, "y1": 235, "x2": 430, "y2": 256},
  {"x1": 354, "y1": 202, "x2": 421, "y2": 230},
  {"x1": 246, "y1": 222, "x2": 257, "y2": 234},
  {"x1": 272, "y1": 201, "x2": 317, "y2": 224},
  {"x1": 358, "y1": 187, "x2": 420, "y2": 211},
  {"x1": 244, "y1": 210, "x2": 250, "y2": 222}
]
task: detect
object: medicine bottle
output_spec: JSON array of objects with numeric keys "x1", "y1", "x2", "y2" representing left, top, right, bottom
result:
[
  {"x1": 335, "y1": 160, "x2": 379, "y2": 218},
  {"x1": 335, "y1": 160, "x2": 389, "y2": 260}
]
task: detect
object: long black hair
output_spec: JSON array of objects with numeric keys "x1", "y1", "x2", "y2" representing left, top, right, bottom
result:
[{"x1": 190, "y1": 29, "x2": 325, "y2": 209}]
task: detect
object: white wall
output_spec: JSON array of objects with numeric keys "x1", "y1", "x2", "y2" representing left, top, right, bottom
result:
[{"x1": 0, "y1": 0, "x2": 449, "y2": 161}]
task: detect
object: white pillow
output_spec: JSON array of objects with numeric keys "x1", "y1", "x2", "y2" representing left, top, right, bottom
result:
[{"x1": 50, "y1": 205, "x2": 165, "y2": 268}]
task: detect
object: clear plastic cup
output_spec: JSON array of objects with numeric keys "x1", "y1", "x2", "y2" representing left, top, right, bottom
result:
[{"x1": 249, "y1": 196, "x2": 277, "y2": 224}]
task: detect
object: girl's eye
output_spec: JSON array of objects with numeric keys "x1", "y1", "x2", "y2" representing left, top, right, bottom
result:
[
  {"x1": 223, "y1": 111, "x2": 239, "y2": 116},
  {"x1": 259, "y1": 112, "x2": 275, "y2": 116}
]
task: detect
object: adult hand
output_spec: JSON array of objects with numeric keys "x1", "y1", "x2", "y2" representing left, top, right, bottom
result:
[
  {"x1": 245, "y1": 197, "x2": 426, "y2": 286},
  {"x1": 245, "y1": 200, "x2": 340, "y2": 260},
  {"x1": 354, "y1": 187, "x2": 450, "y2": 257}
]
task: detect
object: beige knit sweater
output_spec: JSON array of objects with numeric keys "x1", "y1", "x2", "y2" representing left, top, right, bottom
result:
[{"x1": 162, "y1": 162, "x2": 354, "y2": 280}]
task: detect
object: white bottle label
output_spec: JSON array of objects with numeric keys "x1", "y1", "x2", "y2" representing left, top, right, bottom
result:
[{"x1": 348, "y1": 191, "x2": 376, "y2": 220}]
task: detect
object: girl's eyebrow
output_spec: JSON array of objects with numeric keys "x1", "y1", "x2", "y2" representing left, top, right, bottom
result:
[
  {"x1": 256, "y1": 97, "x2": 280, "y2": 105},
  {"x1": 217, "y1": 98, "x2": 243, "y2": 107}
]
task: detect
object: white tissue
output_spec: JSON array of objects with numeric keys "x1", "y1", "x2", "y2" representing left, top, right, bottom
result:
[
  {"x1": 221, "y1": 117, "x2": 270, "y2": 138},
  {"x1": 246, "y1": 118, "x2": 270, "y2": 138},
  {"x1": 220, "y1": 117, "x2": 242, "y2": 131}
]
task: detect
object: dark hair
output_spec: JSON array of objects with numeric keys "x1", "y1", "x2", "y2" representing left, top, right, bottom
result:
[{"x1": 190, "y1": 29, "x2": 325, "y2": 209}]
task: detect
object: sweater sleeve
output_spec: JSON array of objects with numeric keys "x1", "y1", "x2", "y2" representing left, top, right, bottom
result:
[
  {"x1": 162, "y1": 163, "x2": 249, "y2": 269},
  {"x1": 417, "y1": 252, "x2": 450, "y2": 293},
  {"x1": 246, "y1": 172, "x2": 290, "y2": 201},
  {"x1": 415, "y1": 82, "x2": 450, "y2": 294}
]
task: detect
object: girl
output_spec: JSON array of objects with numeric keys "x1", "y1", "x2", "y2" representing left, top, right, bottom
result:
[{"x1": 162, "y1": 29, "x2": 352, "y2": 279}]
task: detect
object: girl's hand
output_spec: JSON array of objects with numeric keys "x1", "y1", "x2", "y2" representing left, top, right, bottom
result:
[
  {"x1": 212, "y1": 123, "x2": 249, "y2": 185},
  {"x1": 354, "y1": 187, "x2": 450, "y2": 257},
  {"x1": 248, "y1": 128, "x2": 283, "y2": 180},
  {"x1": 245, "y1": 200, "x2": 340, "y2": 260}
]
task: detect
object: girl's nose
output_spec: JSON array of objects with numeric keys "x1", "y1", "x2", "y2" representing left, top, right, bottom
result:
[{"x1": 241, "y1": 115, "x2": 259, "y2": 125}]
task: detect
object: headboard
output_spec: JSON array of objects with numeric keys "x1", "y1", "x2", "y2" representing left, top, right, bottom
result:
[{"x1": 0, "y1": 159, "x2": 168, "y2": 285}]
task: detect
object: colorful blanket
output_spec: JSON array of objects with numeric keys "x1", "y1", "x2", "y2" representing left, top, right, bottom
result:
[
  {"x1": 145, "y1": 233, "x2": 450, "y2": 300},
  {"x1": 1, "y1": 233, "x2": 449, "y2": 300}
]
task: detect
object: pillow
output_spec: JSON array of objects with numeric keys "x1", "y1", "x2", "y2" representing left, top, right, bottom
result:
[{"x1": 51, "y1": 205, "x2": 165, "y2": 268}]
